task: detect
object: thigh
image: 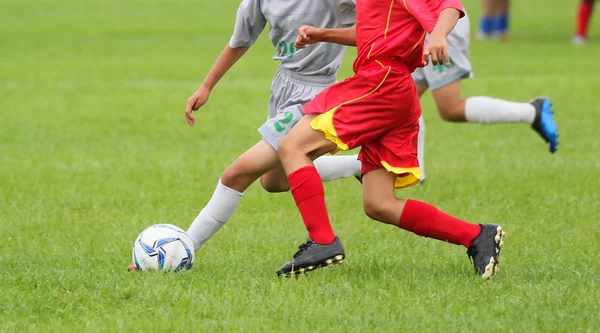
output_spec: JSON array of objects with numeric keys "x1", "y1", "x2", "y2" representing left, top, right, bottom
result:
[
  {"x1": 282, "y1": 114, "x2": 338, "y2": 159},
  {"x1": 430, "y1": 79, "x2": 464, "y2": 115}
]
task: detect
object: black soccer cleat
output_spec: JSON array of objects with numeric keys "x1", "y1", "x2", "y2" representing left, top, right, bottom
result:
[
  {"x1": 530, "y1": 97, "x2": 559, "y2": 153},
  {"x1": 467, "y1": 224, "x2": 506, "y2": 279},
  {"x1": 276, "y1": 237, "x2": 345, "y2": 277}
]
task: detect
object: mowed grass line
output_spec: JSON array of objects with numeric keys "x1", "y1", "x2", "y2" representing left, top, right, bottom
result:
[{"x1": 0, "y1": 0, "x2": 599, "y2": 332}]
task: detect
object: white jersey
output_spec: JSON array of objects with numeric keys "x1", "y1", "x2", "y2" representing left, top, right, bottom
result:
[{"x1": 229, "y1": 0, "x2": 356, "y2": 76}]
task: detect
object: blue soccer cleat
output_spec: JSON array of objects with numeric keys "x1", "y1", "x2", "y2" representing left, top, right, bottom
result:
[{"x1": 530, "y1": 97, "x2": 559, "y2": 153}]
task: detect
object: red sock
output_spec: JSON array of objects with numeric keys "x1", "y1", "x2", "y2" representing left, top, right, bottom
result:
[
  {"x1": 288, "y1": 166, "x2": 335, "y2": 244},
  {"x1": 577, "y1": 1, "x2": 594, "y2": 38},
  {"x1": 398, "y1": 200, "x2": 482, "y2": 248}
]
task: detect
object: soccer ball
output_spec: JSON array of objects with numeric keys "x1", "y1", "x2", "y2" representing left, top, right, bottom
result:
[{"x1": 132, "y1": 224, "x2": 195, "y2": 272}]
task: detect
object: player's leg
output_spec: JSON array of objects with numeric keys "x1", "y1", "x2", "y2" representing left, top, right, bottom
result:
[
  {"x1": 494, "y1": 0, "x2": 510, "y2": 40},
  {"x1": 358, "y1": 121, "x2": 505, "y2": 278},
  {"x1": 187, "y1": 140, "x2": 279, "y2": 251},
  {"x1": 478, "y1": 0, "x2": 497, "y2": 39},
  {"x1": 360, "y1": 168, "x2": 505, "y2": 279},
  {"x1": 275, "y1": 115, "x2": 346, "y2": 276},
  {"x1": 575, "y1": 0, "x2": 595, "y2": 44},
  {"x1": 431, "y1": 80, "x2": 559, "y2": 153}
]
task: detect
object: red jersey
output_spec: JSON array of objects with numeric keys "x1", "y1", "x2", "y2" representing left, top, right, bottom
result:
[{"x1": 353, "y1": 0, "x2": 465, "y2": 73}]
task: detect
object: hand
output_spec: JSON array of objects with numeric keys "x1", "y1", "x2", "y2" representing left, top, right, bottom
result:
[
  {"x1": 422, "y1": 33, "x2": 449, "y2": 67},
  {"x1": 185, "y1": 86, "x2": 211, "y2": 127},
  {"x1": 295, "y1": 25, "x2": 324, "y2": 49}
]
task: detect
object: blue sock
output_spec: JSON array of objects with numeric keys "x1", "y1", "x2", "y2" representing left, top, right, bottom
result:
[
  {"x1": 479, "y1": 16, "x2": 495, "y2": 35},
  {"x1": 496, "y1": 14, "x2": 509, "y2": 34}
]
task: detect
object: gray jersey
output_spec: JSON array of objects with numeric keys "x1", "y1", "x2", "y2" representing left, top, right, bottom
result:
[{"x1": 229, "y1": 0, "x2": 356, "y2": 76}]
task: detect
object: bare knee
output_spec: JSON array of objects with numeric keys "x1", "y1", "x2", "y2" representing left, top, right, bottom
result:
[
  {"x1": 438, "y1": 100, "x2": 466, "y2": 122},
  {"x1": 278, "y1": 135, "x2": 298, "y2": 162},
  {"x1": 363, "y1": 198, "x2": 395, "y2": 224},
  {"x1": 260, "y1": 175, "x2": 289, "y2": 193},
  {"x1": 221, "y1": 164, "x2": 256, "y2": 192}
]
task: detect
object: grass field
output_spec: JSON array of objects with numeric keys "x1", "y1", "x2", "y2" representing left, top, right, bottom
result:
[{"x1": 1, "y1": 0, "x2": 599, "y2": 332}]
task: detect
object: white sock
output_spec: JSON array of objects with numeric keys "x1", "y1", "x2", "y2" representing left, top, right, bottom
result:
[
  {"x1": 186, "y1": 180, "x2": 243, "y2": 251},
  {"x1": 417, "y1": 115, "x2": 426, "y2": 181},
  {"x1": 314, "y1": 155, "x2": 362, "y2": 182},
  {"x1": 465, "y1": 96, "x2": 535, "y2": 124}
]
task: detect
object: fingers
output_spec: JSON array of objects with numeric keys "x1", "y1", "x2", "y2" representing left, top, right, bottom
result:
[
  {"x1": 430, "y1": 48, "x2": 439, "y2": 66},
  {"x1": 296, "y1": 26, "x2": 311, "y2": 48},
  {"x1": 298, "y1": 25, "x2": 309, "y2": 39},
  {"x1": 443, "y1": 45, "x2": 450, "y2": 65},
  {"x1": 185, "y1": 98, "x2": 199, "y2": 127},
  {"x1": 422, "y1": 48, "x2": 430, "y2": 66}
]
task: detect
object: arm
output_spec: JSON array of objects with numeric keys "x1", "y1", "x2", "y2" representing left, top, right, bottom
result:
[
  {"x1": 198, "y1": 44, "x2": 249, "y2": 92},
  {"x1": 185, "y1": 0, "x2": 265, "y2": 127},
  {"x1": 430, "y1": 7, "x2": 461, "y2": 40},
  {"x1": 184, "y1": 45, "x2": 249, "y2": 126},
  {"x1": 423, "y1": 7, "x2": 461, "y2": 66},
  {"x1": 295, "y1": 26, "x2": 356, "y2": 49}
]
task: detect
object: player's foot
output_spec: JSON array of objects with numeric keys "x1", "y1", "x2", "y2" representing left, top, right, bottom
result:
[
  {"x1": 276, "y1": 237, "x2": 345, "y2": 277},
  {"x1": 127, "y1": 263, "x2": 138, "y2": 271},
  {"x1": 530, "y1": 97, "x2": 559, "y2": 153},
  {"x1": 467, "y1": 224, "x2": 506, "y2": 279},
  {"x1": 573, "y1": 35, "x2": 587, "y2": 45}
]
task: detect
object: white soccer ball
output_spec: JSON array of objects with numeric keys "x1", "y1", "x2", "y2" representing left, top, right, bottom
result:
[{"x1": 132, "y1": 224, "x2": 195, "y2": 272}]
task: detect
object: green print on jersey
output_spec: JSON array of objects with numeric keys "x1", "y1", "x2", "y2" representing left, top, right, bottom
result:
[{"x1": 278, "y1": 41, "x2": 296, "y2": 59}]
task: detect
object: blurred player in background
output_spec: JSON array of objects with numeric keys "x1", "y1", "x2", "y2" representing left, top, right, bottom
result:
[
  {"x1": 478, "y1": 0, "x2": 510, "y2": 40},
  {"x1": 302, "y1": 10, "x2": 559, "y2": 184},
  {"x1": 575, "y1": 0, "x2": 596, "y2": 44},
  {"x1": 180, "y1": 0, "x2": 362, "y2": 254},
  {"x1": 275, "y1": 0, "x2": 506, "y2": 279}
]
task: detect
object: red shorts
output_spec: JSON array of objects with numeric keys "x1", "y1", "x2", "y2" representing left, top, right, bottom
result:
[{"x1": 303, "y1": 58, "x2": 422, "y2": 188}]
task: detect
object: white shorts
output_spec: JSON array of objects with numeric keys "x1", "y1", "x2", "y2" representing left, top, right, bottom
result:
[
  {"x1": 412, "y1": 14, "x2": 473, "y2": 90},
  {"x1": 258, "y1": 66, "x2": 336, "y2": 150}
]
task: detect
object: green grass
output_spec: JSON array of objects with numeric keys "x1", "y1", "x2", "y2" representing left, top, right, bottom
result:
[{"x1": 1, "y1": 0, "x2": 599, "y2": 332}]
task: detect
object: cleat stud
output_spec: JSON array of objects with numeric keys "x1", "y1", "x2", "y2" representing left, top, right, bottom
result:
[
  {"x1": 326, "y1": 259, "x2": 333, "y2": 264},
  {"x1": 337, "y1": 260, "x2": 344, "y2": 264},
  {"x1": 307, "y1": 266, "x2": 314, "y2": 270},
  {"x1": 335, "y1": 255, "x2": 344, "y2": 260},
  {"x1": 500, "y1": 241, "x2": 504, "y2": 247}
]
